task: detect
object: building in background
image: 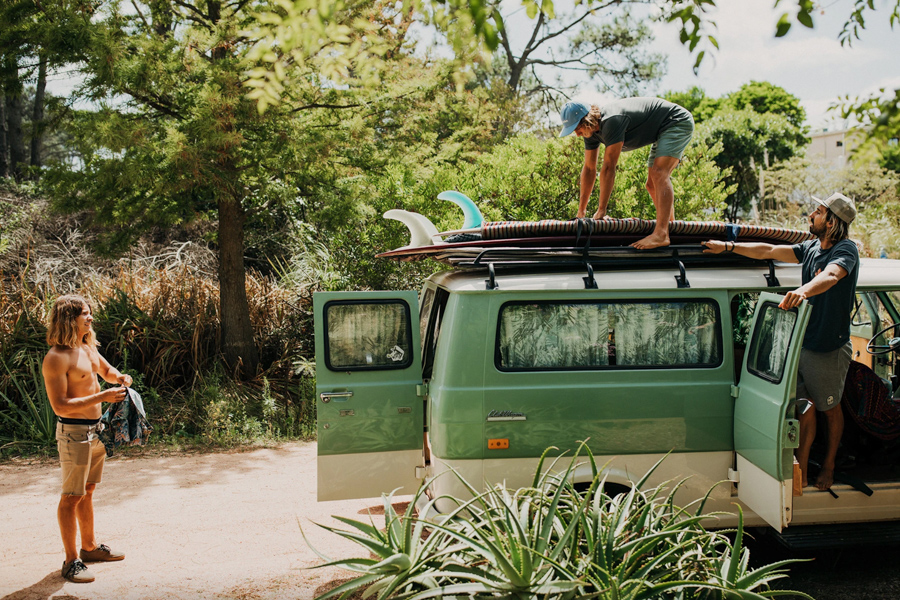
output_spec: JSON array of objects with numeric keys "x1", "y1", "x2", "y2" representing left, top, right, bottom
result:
[{"x1": 807, "y1": 128, "x2": 865, "y2": 168}]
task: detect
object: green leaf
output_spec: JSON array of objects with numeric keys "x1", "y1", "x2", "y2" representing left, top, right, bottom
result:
[
  {"x1": 775, "y1": 12, "x2": 792, "y2": 37},
  {"x1": 797, "y1": 10, "x2": 814, "y2": 28}
]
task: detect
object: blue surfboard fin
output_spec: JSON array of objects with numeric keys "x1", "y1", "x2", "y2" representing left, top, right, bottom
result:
[
  {"x1": 384, "y1": 209, "x2": 444, "y2": 249},
  {"x1": 438, "y1": 190, "x2": 484, "y2": 229}
]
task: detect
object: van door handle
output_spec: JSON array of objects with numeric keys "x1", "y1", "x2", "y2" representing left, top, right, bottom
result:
[{"x1": 320, "y1": 391, "x2": 353, "y2": 403}]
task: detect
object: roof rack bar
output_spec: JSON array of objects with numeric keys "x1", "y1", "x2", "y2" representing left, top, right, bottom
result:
[
  {"x1": 485, "y1": 262, "x2": 498, "y2": 290},
  {"x1": 583, "y1": 263, "x2": 598, "y2": 289},
  {"x1": 765, "y1": 260, "x2": 781, "y2": 287},
  {"x1": 672, "y1": 249, "x2": 690, "y2": 288}
]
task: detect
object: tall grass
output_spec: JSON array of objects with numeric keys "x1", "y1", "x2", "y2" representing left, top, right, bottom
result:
[{"x1": 0, "y1": 258, "x2": 317, "y2": 452}]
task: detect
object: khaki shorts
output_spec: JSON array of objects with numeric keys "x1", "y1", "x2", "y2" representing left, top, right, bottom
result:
[{"x1": 57, "y1": 422, "x2": 106, "y2": 496}]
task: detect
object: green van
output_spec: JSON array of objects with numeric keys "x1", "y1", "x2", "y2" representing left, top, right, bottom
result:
[{"x1": 314, "y1": 249, "x2": 900, "y2": 535}]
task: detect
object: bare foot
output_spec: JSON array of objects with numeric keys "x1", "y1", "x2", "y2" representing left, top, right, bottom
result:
[
  {"x1": 631, "y1": 232, "x2": 670, "y2": 250},
  {"x1": 815, "y1": 468, "x2": 834, "y2": 490}
]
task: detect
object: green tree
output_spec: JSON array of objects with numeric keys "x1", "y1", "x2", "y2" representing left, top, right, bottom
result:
[
  {"x1": 662, "y1": 86, "x2": 721, "y2": 123},
  {"x1": 0, "y1": 0, "x2": 93, "y2": 178},
  {"x1": 695, "y1": 108, "x2": 803, "y2": 220},
  {"x1": 490, "y1": 3, "x2": 664, "y2": 120},
  {"x1": 670, "y1": 0, "x2": 900, "y2": 146},
  {"x1": 45, "y1": 0, "x2": 425, "y2": 376},
  {"x1": 881, "y1": 143, "x2": 900, "y2": 174},
  {"x1": 725, "y1": 80, "x2": 806, "y2": 131}
]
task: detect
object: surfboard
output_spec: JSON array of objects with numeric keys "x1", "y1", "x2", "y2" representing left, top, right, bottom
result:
[{"x1": 379, "y1": 191, "x2": 815, "y2": 264}]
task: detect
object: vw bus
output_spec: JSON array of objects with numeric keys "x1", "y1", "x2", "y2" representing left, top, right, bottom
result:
[{"x1": 314, "y1": 244, "x2": 900, "y2": 541}]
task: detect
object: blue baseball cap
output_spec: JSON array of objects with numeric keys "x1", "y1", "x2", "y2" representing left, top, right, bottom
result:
[{"x1": 559, "y1": 101, "x2": 590, "y2": 137}]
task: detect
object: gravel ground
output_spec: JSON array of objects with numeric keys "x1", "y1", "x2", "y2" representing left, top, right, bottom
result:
[{"x1": 0, "y1": 442, "x2": 405, "y2": 600}]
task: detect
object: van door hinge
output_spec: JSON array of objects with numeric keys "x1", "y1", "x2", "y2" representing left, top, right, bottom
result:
[
  {"x1": 728, "y1": 468, "x2": 740, "y2": 482},
  {"x1": 730, "y1": 385, "x2": 740, "y2": 399},
  {"x1": 416, "y1": 383, "x2": 428, "y2": 397}
]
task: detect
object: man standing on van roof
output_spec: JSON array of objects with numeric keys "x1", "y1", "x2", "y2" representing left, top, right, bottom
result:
[
  {"x1": 558, "y1": 97, "x2": 694, "y2": 250},
  {"x1": 703, "y1": 193, "x2": 859, "y2": 491}
]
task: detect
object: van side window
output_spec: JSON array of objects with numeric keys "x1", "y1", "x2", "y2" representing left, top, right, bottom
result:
[
  {"x1": 745, "y1": 302, "x2": 797, "y2": 383},
  {"x1": 422, "y1": 288, "x2": 450, "y2": 380},
  {"x1": 497, "y1": 300, "x2": 721, "y2": 370},
  {"x1": 323, "y1": 300, "x2": 413, "y2": 371}
]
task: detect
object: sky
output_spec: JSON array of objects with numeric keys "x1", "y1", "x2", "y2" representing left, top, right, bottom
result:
[{"x1": 572, "y1": 0, "x2": 900, "y2": 132}]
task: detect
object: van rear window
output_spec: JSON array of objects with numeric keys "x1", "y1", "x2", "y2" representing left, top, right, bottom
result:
[
  {"x1": 324, "y1": 300, "x2": 413, "y2": 371},
  {"x1": 497, "y1": 300, "x2": 721, "y2": 370}
]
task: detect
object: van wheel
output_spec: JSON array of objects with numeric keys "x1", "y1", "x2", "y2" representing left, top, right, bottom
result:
[{"x1": 573, "y1": 481, "x2": 631, "y2": 498}]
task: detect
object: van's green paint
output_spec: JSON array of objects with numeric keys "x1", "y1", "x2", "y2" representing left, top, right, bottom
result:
[
  {"x1": 314, "y1": 291, "x2": 423, "y2": 457},
  {"x1": 734, "y1": 293, "x2": 811, "y2": 481},
  {"x1": 419, "y1": 288, "x2": 740, "y2": 460}
]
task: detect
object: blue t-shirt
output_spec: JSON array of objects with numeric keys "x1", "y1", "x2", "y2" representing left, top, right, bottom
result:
[{"x1": 791, "y1": 239, "x2": 859, "y2": 352}]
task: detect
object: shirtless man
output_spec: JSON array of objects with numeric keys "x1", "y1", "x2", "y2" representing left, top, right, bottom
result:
[{"x1": 42, "y1": 295, "x2": 131, "y2": 583}]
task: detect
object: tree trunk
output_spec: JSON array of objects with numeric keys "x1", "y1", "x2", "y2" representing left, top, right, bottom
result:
[
  {"x1": 5, "y1": 68, "x2": 26, "y2": 181},
  {"x1": 217, "y1": 196, "x2": 259, "y2": 377},
  {"x1": 0, "y1": 93, "x2": 8, "y2": 179},
  {"x1": 207, "y1": 0, "x2": 257, "y2": 377},
  {"x1": 30, "y1": 54, "x2": 47, "y2": 171}
]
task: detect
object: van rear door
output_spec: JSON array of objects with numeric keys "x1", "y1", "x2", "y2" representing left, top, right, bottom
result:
[
  {"x1": 735, "y1": 292, "x2": 810, "y2": 531},
  {"x1": 314, "y1": 291, "x2": 424, "y2": 501}
]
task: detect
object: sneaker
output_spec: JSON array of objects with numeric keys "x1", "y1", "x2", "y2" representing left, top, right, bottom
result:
[
  {"x1": 62, "y1": 558, "x2": 95, "y2": 583},
  {"x1": 79, "y1": 543, "x2": 125, "y2": 562}
]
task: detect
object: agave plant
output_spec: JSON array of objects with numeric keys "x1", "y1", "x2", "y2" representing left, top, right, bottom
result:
[
  {"x1": 407, "y1": 447, "x2": 593, "y2": 599},
  {"x1": 707, "y1": 506, "x2": 814, "y2": 600},
  {"x1": 304, "y1": 483, "x2": 462, "y2": 600},
  {"x1": 309, "y1": 445, "x2": 815, "y2": 600}
]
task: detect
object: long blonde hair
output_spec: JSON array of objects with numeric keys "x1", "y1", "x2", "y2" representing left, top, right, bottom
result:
[{"x1": 46, "y1": 295, "x2": 98, "y2": 348}]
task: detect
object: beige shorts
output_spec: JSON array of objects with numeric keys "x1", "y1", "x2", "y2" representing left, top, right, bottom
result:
[{"x1": 56, "y1": 422, "x2": 106, "y2": 496}]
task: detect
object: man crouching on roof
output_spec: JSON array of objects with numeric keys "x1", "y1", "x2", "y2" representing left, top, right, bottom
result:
[
  {"x1": 703, "y1": 193, "x2": 859, "y2": 491},
  {"x1": 43, "y1": 295, "x2": 131, "y2": 583},
  {"x1": 558, "y1": 97, "x2": 694, "y2": 250}
]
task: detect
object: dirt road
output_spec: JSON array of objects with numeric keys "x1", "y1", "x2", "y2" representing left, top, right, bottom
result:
[{"x1": 0, "y1": 442, "x2": 404, "y2": 600}]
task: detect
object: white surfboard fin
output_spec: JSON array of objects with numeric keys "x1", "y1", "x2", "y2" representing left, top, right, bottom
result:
[
  {"x1": 438, "y1": 190, "x2": 484, "y2": 229},
  {"x1": 384, "y1": 209, "x2": 444, "y2": 249}
]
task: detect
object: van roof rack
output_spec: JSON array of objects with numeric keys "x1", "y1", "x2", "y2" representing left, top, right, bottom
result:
[{"x1": 446, "y1": 244, "x2": 783, "y2": 291}]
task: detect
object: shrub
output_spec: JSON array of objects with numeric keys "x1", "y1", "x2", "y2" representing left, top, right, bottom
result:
[{"x1": 308, "y1": 445, "x2": 812, "y2": 600}]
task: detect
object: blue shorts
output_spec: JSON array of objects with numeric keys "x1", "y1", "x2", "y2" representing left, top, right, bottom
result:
[{"x1": 647, "y1": 117, "x2": 695, "y2": 167}]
